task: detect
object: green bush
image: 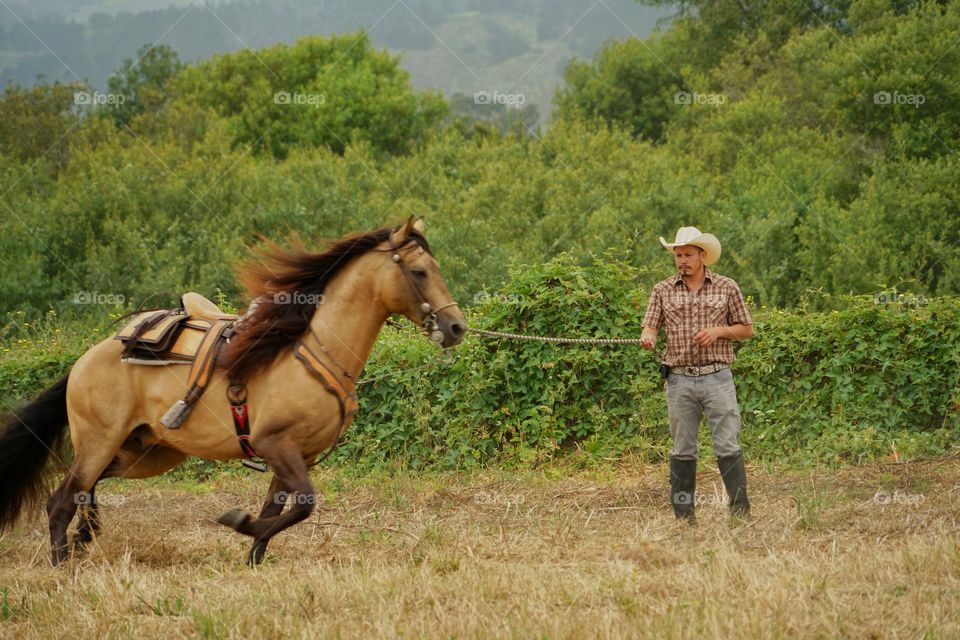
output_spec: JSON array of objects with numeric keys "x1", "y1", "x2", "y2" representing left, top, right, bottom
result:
[
  {"x1": 3, "y1": 258, "x2": 958, "y2": 472},
  {"x1": 735, "y1": 291, "x2": 960, "y2": 463},
  {"x1": 344, "y1": 254, "x2": 666, "y2": 469},
  {"x1": 340, "y1": 257, "x2": 960, "y2": 468},
  {"x1": 0, "y1": 255, "x2": 960, "y2": 468}
]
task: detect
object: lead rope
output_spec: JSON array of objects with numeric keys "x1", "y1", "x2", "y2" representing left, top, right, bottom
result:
[{"x1": 466, "y1": 327, "x2": 665, "y2": 359}]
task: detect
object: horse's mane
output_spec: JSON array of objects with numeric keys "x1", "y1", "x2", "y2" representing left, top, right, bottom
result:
[{"x1": 220, "y1": 226, "x2": 431, "y2": 383}]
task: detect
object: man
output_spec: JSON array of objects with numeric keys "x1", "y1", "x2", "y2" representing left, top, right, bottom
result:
[{"x1": 640, "y1": 227, "x2": 754, "y2": 522}]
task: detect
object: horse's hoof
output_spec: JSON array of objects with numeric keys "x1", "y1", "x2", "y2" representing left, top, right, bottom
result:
[
  {"x1": 247, "y1": 542, "x2": 267, "y2": 566},
  {"x1": 217, "y1": 508, "x2": 252, "y2": 531},
  {"x1": 50, "y1": 548, "x2": 68, "y2": 567}
]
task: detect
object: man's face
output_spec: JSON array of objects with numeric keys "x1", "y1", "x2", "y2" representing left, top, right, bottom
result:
[{"x1": 673, "y1": 245, "x2": 704, "y2": 276}]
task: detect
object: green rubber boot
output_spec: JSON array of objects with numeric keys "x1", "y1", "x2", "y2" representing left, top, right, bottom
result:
[
  {"x1": 669, "y1": 456, "x2": 697, "y2": 524},
  {"x1": 717, "y1": 452, "x2": 750, "y2": 519}
]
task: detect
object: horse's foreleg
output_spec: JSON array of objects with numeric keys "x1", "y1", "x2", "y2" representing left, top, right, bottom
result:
[
  {"x1": 217, "y1": 436, "x2": 314, "y2": 566},
  {"x1": 245, "y1": 475, "x2": 289, "y2": 565}
]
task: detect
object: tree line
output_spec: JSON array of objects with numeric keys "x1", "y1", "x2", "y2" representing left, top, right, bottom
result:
[{"x1": 0, "y1": 0, "x2": 957, "y2": 323}]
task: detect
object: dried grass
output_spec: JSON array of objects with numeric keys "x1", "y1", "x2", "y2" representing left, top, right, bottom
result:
[{"x1": 0, "y1": 460, "x2": 957, "y2": 639}]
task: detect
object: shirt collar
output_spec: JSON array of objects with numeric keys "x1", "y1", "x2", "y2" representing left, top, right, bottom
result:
[{"x1": 672, "y1": 267, "x2": 714, "y2": 286}]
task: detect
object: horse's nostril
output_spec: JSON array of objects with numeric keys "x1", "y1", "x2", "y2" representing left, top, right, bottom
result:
[{"x1": 450, "y1": 323, "x2": 464, "y2": 337}]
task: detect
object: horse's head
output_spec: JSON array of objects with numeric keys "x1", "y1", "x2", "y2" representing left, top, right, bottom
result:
[{"x1": 383, "y1": 217, "x2": 466, "y2": 349}]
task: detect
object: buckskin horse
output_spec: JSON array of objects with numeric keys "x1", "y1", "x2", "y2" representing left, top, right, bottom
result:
[{"x1": 0, "y1": 218, "x2": 466, "y2": 566}]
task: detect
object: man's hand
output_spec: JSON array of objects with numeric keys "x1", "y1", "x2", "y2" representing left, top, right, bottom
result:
[
  {"x1": 695, "y1": 324, "x2": 754, "y2": 347},
  {"x1": 640, "y1": 327, "x2": 658, "y2": 351},
  {"x1": 694, "y1": 327, "x2": 719, "y2": 347}
]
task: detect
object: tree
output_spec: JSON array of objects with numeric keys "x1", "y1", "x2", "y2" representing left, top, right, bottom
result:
[
  {"x1": 0, "y1": 82, "x2": 83, "y2": 171},
  {"x1": 106, "y1": 44, "x2": 183, "y2": 128},
  {"x1": 168, "y1": 32, "x2": 447, "y2": 158},
  {"x1": 554, "y1": 35, "x2": 682, "y2": 142}
]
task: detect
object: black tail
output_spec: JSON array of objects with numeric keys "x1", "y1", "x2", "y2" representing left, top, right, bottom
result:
[{"x1": 0, "y1": 374, "x2": 70, "y2": 530}]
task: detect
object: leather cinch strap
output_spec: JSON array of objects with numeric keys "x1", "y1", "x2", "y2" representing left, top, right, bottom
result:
[{"x1": 292, "y1": 340, "x2": 359, "y2": 441}]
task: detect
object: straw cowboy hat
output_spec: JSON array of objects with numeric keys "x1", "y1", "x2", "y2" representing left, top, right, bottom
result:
[{"x1": 659, "y1": 226, "x2": 722, "y2": 266}]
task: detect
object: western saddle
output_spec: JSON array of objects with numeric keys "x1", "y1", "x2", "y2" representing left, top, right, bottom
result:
[
  {"x1": 114, "y1": 292, "x2": 358, "y2": 472},
  {"x1": 114, "y1": 293, "x2": 240, "y2": 429}
]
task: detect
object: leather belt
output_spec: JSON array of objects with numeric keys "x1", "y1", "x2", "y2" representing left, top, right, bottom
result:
[{"x1": 669, "y1": 362, "x2": 730, "y2": 377}]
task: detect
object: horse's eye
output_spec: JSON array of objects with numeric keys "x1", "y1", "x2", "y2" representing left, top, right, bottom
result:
[{"x1": 411, "y1": 269, "x2": 427, "y2": 278}]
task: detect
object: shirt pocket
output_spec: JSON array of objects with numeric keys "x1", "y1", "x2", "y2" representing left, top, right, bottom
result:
[
  {"x1": 665, "y1": 298, "x2": 686, "y2": 329},
  {"x1": 704, "y1": 295, "x2": 728, "y2": 325}
]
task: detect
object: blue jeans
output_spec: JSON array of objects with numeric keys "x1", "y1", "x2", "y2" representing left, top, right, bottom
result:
[{"x1": 665, "y1": 367, "x2": 742, "y2": 460}]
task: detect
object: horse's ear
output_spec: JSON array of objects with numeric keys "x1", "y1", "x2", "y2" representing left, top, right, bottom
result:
[
  {"x1": 413, "y1": 216, "x2": 425, "y2": 233},
  {"x1": 389, "y1": 216, "x2": 416, "y2": 246}
]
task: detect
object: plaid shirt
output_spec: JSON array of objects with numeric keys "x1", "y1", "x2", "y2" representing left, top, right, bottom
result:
[{"x1": 641, "y1": 268, "x2": 752, "y2": 366}]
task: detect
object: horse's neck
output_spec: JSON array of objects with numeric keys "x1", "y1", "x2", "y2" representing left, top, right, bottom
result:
[{"x1": 304, "y1": 263, "x2": 389, "y2": 380}]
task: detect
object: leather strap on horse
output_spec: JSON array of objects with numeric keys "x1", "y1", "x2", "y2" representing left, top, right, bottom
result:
[
  {"x1": 159, "y1": 318, "x2": 236, "y2": 429},
  {"x1": 389, "y1": 238, "x2": 459, "y2": 344},
  {"x1": 219, "y1": 337, "x2": 359, "y2": 473},
  {"x1": 226, "y1": 383, "x2": 268, "y2": 472},
  {"x1": 119, "y1": 308, "x2": 187, "y2": 359},
  {"x1": 293, "y1": 339, "x2": 359, "y2": 464}
]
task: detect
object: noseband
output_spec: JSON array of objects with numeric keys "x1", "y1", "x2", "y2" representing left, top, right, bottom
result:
[{"x1": 390, "y1": 240, "x2": 460, "y2": 344}]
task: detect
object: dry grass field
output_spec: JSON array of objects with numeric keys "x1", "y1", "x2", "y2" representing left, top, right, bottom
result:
[{"x1": 0, "y1": 458, "x2": 958, "y2": 639}]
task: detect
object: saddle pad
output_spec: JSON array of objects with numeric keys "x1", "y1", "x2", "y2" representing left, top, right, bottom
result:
[
  {"x1": 114, "y1": 309, "x2": 214, "y2": 362},
  {"x1": 114, "y1": 309, "x2": 187, "y2": 346}
]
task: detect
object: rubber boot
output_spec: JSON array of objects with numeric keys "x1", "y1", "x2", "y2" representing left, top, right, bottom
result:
[
  {"x1": 669, "y1": 456, "x2": 697, "y2": 523},
  {"x1": 717, "y1": 452, "x2": 750, "y2": 518}
]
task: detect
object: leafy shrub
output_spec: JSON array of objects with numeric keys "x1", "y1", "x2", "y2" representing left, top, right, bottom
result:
[
  {"x1": 2, "y1": 260, "x2": 958, "y2": 473},
  {"x1": 344, "y1": 254, "x2": 665, "y2": 469},
  {"x1": 339, "y1": 257, "x2": 960, "y2": 468}
]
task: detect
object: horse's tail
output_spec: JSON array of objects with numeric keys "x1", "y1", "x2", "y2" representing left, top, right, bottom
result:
[{"x1": 0, "y1": 374, "x2": 70, "y2": 531}]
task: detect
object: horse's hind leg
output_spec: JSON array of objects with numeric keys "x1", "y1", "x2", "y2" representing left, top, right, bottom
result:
[
  {"x1": 72, "y1": 482, "x2": 101, "y2": 552},
  {"x1": 47, "y1": 468, "x2": 96, "y2": 565},
  {"x1": 68, "y1": 435, "x2": 189, "y2": 557},
  {"x1": 217, "y1": 435, "x2": 315, "y2": 565},
  {"x1": 47, "y1": 430, "x2": 126, "y2": 565}
]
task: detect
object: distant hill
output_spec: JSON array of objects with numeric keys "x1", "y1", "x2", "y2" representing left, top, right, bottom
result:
[{"x1": 0, "y1": 0, "x2": 669, "y2": 123}]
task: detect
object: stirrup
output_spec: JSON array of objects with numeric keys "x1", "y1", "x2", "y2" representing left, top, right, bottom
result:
[{"x1": 241, "y1": 459, "x2": 268, "y2": 473}]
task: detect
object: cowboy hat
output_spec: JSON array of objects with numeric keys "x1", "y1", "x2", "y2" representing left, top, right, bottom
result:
[{"x1": 659, "y1": 226, "x2": 721, "y2": 265}]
